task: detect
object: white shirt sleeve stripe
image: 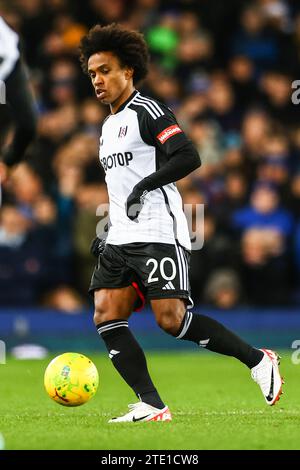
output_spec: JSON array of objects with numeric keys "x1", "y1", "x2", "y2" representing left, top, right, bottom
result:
[
  {"x1": 133, "y1": 96, "x2": 161, "y2": 118},
  {"x1": 135, "y1": 95, "x2": 164, "y2": 117},
  {"x1": 131, "y1": 99, "x2": 158, "y2": 120},
  {"x1": 136, "y1": 92, "x2": 165, "y2": 115}
]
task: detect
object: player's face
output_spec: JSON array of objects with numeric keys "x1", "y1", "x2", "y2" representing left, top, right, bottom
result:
[{"x1": 88, "y1": 51, "x2": 134, "y2": 112}]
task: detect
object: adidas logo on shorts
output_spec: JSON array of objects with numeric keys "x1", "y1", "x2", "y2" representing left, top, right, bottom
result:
[{"x1": 162, "y1": 282, "x2": 175, "y2": 290}]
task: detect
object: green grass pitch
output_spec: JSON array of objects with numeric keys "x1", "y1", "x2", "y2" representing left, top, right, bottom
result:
[{"x1": 0, "y1": 352, "x2": 299, "y2": 450}]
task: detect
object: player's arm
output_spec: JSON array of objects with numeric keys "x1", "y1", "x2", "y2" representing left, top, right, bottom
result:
[
  {"x1": 1, "y1": 59, "x2": 37, "y2": 168},
  {"x1": 135, "y1": 142, "x2": 200, "y2": 190},
  {"x1": 126, "y1": 107, "x2": 201, "y2": 220}
]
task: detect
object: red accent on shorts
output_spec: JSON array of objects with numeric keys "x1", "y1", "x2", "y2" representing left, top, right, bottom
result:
[{"x1": 132, "y1": 281, "x2": 146, "y2": 312}]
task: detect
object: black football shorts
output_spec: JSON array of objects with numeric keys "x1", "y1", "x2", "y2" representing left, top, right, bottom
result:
[{"x1": 89, "y1": 242, "x2": 193, "y2": 311}]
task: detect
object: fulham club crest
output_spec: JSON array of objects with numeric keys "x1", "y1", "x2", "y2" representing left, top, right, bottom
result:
[{"x1": 118, "y1": 126, "x2": 128, "y2": 138}]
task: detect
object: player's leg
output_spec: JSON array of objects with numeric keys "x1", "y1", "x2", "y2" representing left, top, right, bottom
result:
[
  {"x1": 151, "y1": 298, "x2": 283, "y2": 405},
  {"x1": 151, "y1": 298, "x2": 263, "y2": 367},
  {"x1": 138, "y1": 241, "x2": 262, "y2": 367},
  {"x1": 90, "y1": 243, "x2": 166, "y2": 411},
  {"x1": 94, "y1": 286, "x2": 170, "y2": 422}
]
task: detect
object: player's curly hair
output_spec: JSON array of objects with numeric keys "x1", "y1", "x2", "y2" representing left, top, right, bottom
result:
[{"x1": 79, "y1": 24, "x2": 149, "y2": 85}]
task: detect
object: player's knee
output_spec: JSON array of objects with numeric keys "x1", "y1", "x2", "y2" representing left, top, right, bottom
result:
[
  {"x1": 156, "y1": 305, "x2": 185, "y2": 336},
  {"x1": 93, "y1": 295, "x2": 111, "y2": 325}
]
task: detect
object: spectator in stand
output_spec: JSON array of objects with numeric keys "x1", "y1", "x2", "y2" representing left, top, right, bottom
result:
[
  {"x1": 239, "y1": 227, "x2": 292, "y2": 305},
  {"x1": 207, "y1": 76, "x2": 242, "y2": 133},
  {"x1": 232, "y1": 181, "x2": 294, "y2": 240},
  {"x1": 203, "y1": 268, "x2": 243, "y2": 310},
  {"x1": 213, "y1": 170, "x2": 249, "y2": 236},
  {"x1": 228, "y1": 55, "x2": 259, "y2": 111},
  {"x1": 231, "y1": 4, "x2": 280, "y2": 75},
  {"x1": 189, "y1": 210, "x2": 239, "y2": 305},
  {"x1": 260, "y1": 70, "x2": 300, "y2": 126},
  {"x1": 0, "y1": 203, "x2": 54, "y2": 305}
]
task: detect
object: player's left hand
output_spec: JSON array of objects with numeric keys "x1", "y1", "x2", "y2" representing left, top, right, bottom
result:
[
  {"x1": 90, "y1": 222, "x2": 109, "y2": 257},
  {"x1": 126, "y1": 186, "x2": 148, "y2": 221},
  {"x1": 90, "y1": 236, "x2": 106, "y2": 258}
]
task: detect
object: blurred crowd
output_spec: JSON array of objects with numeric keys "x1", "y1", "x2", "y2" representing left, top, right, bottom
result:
[{"x1": 0, "y1": 0, "x2": 300, "y2": 311}]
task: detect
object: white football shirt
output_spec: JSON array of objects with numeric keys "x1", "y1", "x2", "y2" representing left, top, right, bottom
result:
[
  {"x1": 0, "y1": 17, "x2": 20, "y2": 81},
  {"x1": 100, "y1": 90, "x2": 192, "y2": 250}
]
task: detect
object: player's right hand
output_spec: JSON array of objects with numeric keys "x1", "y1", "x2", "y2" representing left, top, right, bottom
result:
[{"x1": 90, "y1": 236, "x2": 106, "y2": 258}]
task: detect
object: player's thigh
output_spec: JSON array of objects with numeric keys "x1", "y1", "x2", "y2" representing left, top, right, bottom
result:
[{"x1": 93, "y1": 285, "x2": 138, "y2": 324}]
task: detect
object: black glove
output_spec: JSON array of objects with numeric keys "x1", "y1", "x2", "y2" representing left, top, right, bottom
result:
[
  {"x1": 125, "y1": 186, "x2": 148, "y2": 221},
  {"x1": 90, "y1": 236, "x2": 106, "y2": 258},
  {"x1": 90, "y1": 223, "x2": 108, "y2": 258}
]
